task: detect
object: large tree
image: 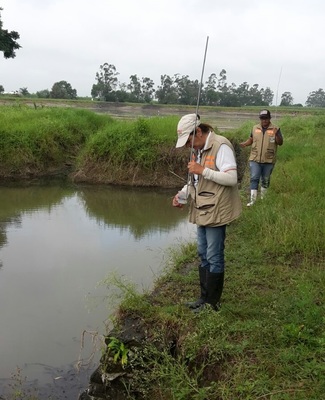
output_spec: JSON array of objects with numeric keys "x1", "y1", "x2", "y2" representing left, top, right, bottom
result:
[
  {"x1": 305, "y1": 88, "x2": 325, "y2": 107},
  {"x1": 156, "y1": 75, "x2": 178, "y2": 104},
  {"x1": 0, "y1": 8, "x2": 21, "y2": 58},
  {"x1": 203, "y1": 73, "x2": 220, "y2": 106},
  {"x1": 174, "y1": 74, "x2": 199, "y2": 106},
  {"x1": 261, "y1": 87, "x2": 274, "y2": 106},
  {"x1": 50, "y1": 80, "x2": 77, "y2": 99},
  {"x1": 127, "y1": 74, "x2": 142, "y2": 102},
  {"x1": 280, "y1": 91, "x2": 294, "y2": 106},
  {"x1": 234, "y1": 81, "x2": 250, "y2": 106},
  {"x1": 141, "y1": 77, "x2": 155, "y2": 103},
  {"x1": 217, "y1": 69, "x2": 228, "y2": 92},
  {"x1": 247, "y1": 84, "x2": 264, "y2": 106},
  {"x1": 36, "y1": 89, "x2": 50, "y2": 98},
  {"x1": 91, "y1": 63, "x2": 119, "y2": 101},
  {"x1": 19, "y1": 87, "x2": 30, "y2": 96}
]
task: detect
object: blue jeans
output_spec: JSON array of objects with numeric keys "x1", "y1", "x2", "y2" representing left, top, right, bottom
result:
[
  {"x1": 249, "y1": 161, "x2": 274, "y2": 190},
  {"x1": 197, "y1": 225, "x2": 226, "y2": 274}
]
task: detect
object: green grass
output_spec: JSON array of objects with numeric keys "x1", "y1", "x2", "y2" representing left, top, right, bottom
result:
[
  {"x1": 0, "y1": 106, "x2": 185, "y2": 184},
  {"x1": 81, "y1": 116, "x2": 179, "y2": 167},
  {"x1": 0, "y1": 105, "x2": 110, "y2": 174}
]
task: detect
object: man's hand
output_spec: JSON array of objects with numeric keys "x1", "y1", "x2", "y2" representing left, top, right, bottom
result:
[
  {"x1": 240, "y1": 137, "x2": 253, "y2": 148},
  {"x1": 188, "y1": 161, "x2": 204, "y2": 175},
  {"x1": 172, "y1": 193, "x2": 184, "y2": 208}
]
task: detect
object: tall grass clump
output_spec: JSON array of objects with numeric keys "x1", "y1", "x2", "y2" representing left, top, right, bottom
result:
[
  {"x1": 76, "y1": 115, "x2": 188, "y2": 186},
  {"x1": 81, "y1": 116, "x2": 179, "y2": 168},
  {"x1": 0, "y1": 105, "x2": 110, "y2": 176}
]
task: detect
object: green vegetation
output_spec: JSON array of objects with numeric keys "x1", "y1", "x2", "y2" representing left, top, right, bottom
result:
[
  {"x1": 106, "y1": 337, "x2": 129, "y2": 367},
  {"x1": 98, "y1": 114, "x2": 325, "y2": 399},
  {"x1": 82, "y1": 115, "x2": 176, "y2": 166},
  {"x1": 0, "y1": 105, "x2": 187, "y2": 186},
  {"x1": 80, "y1": 62, "x2": 322, "y2": 107},
  {"x1": 0, "y1": 106, "x2": 109, "y2": 176},
  {"x1": 4, "y1": 367, "x2": 38, "y2": 400},
  {"x1": 0, "y1": 7, "x2": 21, "y2": 59},
  {"x1": 79, "y1": 115, "x2": 184, "y2": 186},
  {"x1": 2, "y1": 58, "x2": 325, "y2": 106}
]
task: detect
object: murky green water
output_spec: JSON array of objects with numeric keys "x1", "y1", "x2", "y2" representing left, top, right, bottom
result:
[{"x1": 0, "y1": 183, "x2": 195, "y2": 398}]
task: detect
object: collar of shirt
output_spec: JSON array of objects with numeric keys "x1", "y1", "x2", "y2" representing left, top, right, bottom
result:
[{"x1": 202, "y1": 131, "x2": 213, "y2": 151}]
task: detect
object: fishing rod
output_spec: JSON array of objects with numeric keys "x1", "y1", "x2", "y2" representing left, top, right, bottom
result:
[
  {"x1": 179, "y1": 36, "x2": 209, "y2": 204},
  {"x1": 190, "y1": 36, "x2": 209, "y2": 153}
]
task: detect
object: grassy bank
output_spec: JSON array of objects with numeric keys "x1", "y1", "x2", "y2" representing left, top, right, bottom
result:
[
  {"x1": 98, "y1": 114, "x2": 325, "y2": 399},
  {"x1": 1, "y1": 104, "x2": 323, "y2": 187},
  {"x1": 75, "y1": 114, "x2": 189, "y2": 186},
  {"x1": 0, "y1": 105, "x2": 190, "y2": 186},
  {"x1": 0, "y1": 106, "x2": 109, "y2": 177},
  {"x1": 0, "y1": 104, "x2": 250, "y2": 187}
]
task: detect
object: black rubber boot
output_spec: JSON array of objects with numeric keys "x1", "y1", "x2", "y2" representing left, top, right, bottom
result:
[
  {"x1": 185, "y1": 266, "x2": 207, "y2": 309},
  {"x1": 193, "y1": 271, "x2": 224, "y2": 313},
  {"x1": 206, "y1": 271, "x2": 224, "y2": 311}
]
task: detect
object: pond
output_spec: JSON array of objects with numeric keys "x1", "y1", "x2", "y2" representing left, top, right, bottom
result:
[{"x1": 0, "y1": 182, "x2": 196, "y2": 399}]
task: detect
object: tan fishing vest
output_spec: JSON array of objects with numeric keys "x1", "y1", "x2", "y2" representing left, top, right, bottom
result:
[
  {"x1": 188, "y1": 134, "x2": 242, "y2": 227},
  {"x1": 249, "y1": 123, "x2": 279, "y2": 164}
]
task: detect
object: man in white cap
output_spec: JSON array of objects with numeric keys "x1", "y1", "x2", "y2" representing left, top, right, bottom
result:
[
  {"x1": 172, "y1": 114, "x2": 242, "y2": 312},
  {"x1": 240, "y1": 109, "x2": 283, "y2": 206}
]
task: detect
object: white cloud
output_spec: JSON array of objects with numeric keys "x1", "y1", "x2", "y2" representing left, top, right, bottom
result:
[{"x1": 1, "y1": 0, "x2": 325, "y2": 104}]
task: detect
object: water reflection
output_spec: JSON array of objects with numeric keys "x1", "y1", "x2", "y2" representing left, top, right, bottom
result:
[
  {"x1": 0, "y1": 185, "x2": 185, "y2": 250},
  {"x1": 0, "y1": 183, "x2": 195, "y2": 398},
  {"x1": 81, "y1": 185, "x2": 184, "y2": 238},
  {"x1": 0, "y1": 185, "x2": 74, "y2": 251}
]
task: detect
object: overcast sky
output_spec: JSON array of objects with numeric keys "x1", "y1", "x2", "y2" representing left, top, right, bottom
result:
[{"x1": 1, "y1": 0, "x2": 324, "y2": 105}]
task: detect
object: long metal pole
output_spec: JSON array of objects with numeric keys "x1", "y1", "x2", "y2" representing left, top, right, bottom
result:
[
  {"x1": 183, "y1": 36, "x2": 209, "y2": 201},
  {"x1": 190, "y1": 36, "x2": 209, "y2": 153}
]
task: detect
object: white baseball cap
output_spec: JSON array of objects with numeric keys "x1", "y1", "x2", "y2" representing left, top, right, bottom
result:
[{"x1": 176, "y1": 114, "x2": 201, "y2": 148}]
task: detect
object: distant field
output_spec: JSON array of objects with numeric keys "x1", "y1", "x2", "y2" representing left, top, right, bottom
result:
[{"x1": 0, "y1": 97, "x2": 310, "y2": 131}]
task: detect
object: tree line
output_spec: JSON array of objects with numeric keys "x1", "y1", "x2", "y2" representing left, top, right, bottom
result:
[
  {"x1": 1, "y1": 8, "x2": 325, "y2": 108},
  {"x1": 90, "y1": 63, "x2": 276, "y2": 106},
  {"x1": 86, "y1": 63, "x2": 325, "y2": 108}
]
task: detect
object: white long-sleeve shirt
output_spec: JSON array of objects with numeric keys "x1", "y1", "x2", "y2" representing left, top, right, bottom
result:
[{"x1": 179, "y1": 133, "x2": 238, "y2": 197}]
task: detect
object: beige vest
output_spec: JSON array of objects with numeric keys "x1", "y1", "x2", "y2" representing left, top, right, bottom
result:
[
  {"x1": 249, "y1": 123, "x2": 279, "y2": 163},
  {"x1": 188, "y1": 134, "x2": 242, "y2": 227}
]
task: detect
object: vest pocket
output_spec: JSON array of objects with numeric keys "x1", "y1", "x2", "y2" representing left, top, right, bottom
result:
[
  {"x1": 196, "y1": 209, "x2": 221, "y2": 226},
  {"x1": 266, "y1": 148, "x2": 275, "y2": 160},
  {"x1": 195, "y1": 191, "x2": 216, "y2": 210},
  {"x1": 194, "y1": 191, "x2": 221, "y2": 225}
]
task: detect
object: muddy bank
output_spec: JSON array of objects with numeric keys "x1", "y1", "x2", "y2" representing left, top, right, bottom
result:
[
  {"x1": 78, "y1": 260, "x2": 199, "y2": 400},
  {"x1": 0, "y1": 142, "x2": 247, "y2": 189}
]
